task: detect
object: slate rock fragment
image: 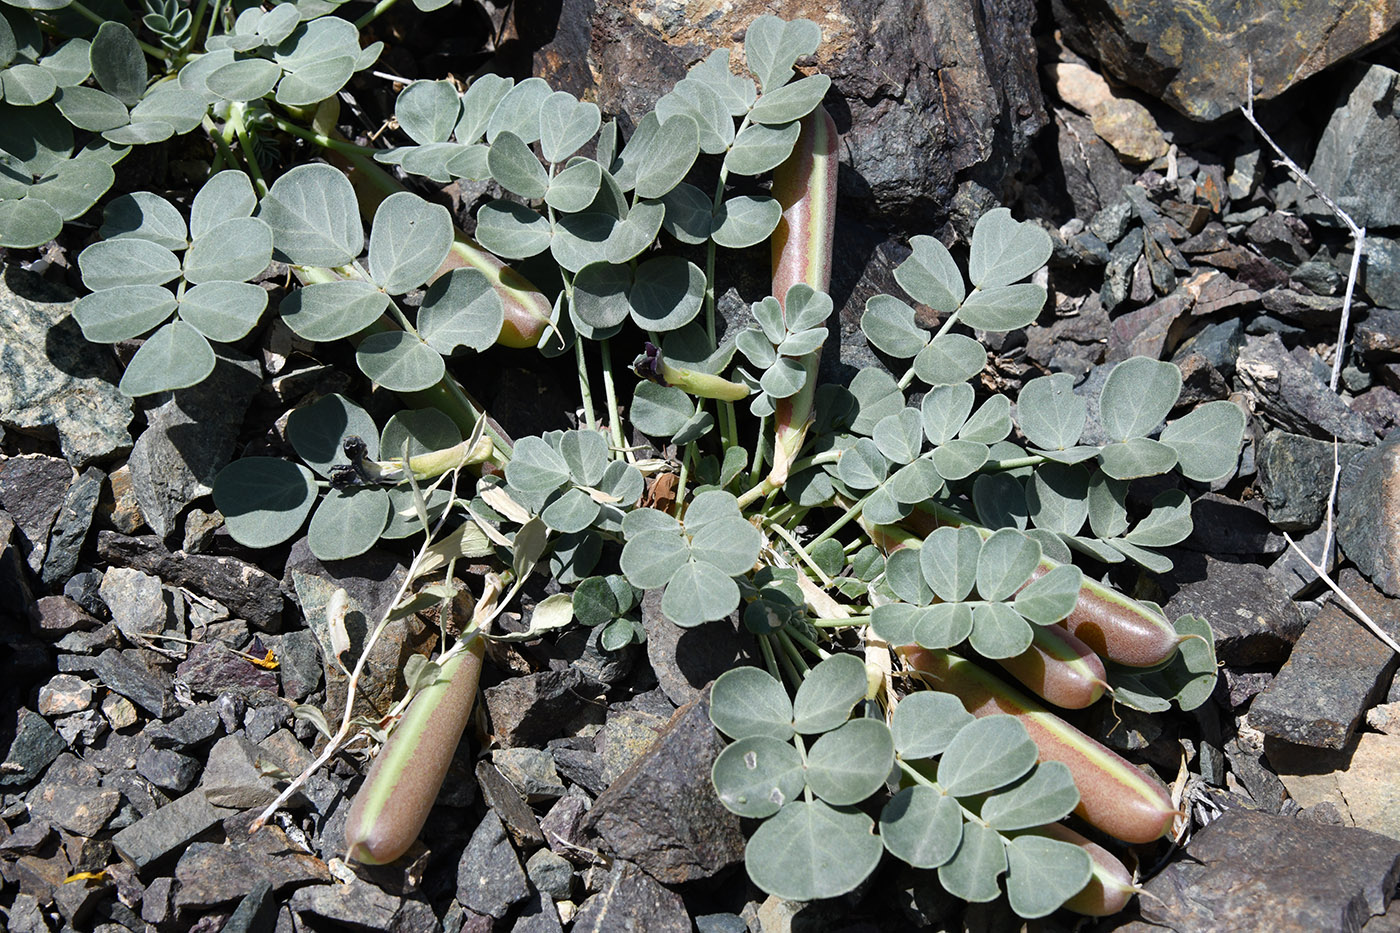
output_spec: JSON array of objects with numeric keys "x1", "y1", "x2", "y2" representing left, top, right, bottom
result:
[
  {"x1": 1055, "y1": 0, "x2": 1400, "y2": 120},
  {"x1": 98, "y1": 531, "x2": 283, "y2": 631},
  {"x1": 1338, "y1": 431, "x2": 1400, "y2": 597},
  {"x1": 42, "y1": 465, "x2": 102, "y2": 586},
  {"x1": 584, "y1": 691, "x2": 743, "y2": 883},
  {"x1": 127, "y1": 348, "x2": 261, "y2": 542},
  {"x1": 1235, "y1": 333, "x2": 1376, "y2": 444},
  {"x1": 1302, "y1": 63, "x2": 1400, "y2": 230},
  {"x1": 92, "y1": 648, "x2": 177, "y2": 718},
  {"x1": 0, "y1": 453, "x2": 73, "y2": 575},
  {"x1": 483, "y1": 667, "x2": 599, "y2": 748},
  {"x1": 1256, "y1": 431, "x2": 1366, "y2": 531},
  {"x1": 110, "y1": 789, "x2": 223, "y2": 871},
  {"x1": 641, "y1": 587, "x2": 756, "y2": 707},
  {"x1": 1250, "y1": 570, "x2": 1400, "y2": 749},
  {"x1": 571, "y1": 860, "x2": 691, "y2": 933},
  {"x1": 0, "y1": 264, "x2": 133, "y2": 466},
  {"x1": 456, "y1": 810, "x2": 530, "y2": 920},
  {"x1": 2, "y1": 707, "x2": 67, "y2": 786},
  {"x1": 1133, "y1": 807, "x2": 1400, "y2": 931}
]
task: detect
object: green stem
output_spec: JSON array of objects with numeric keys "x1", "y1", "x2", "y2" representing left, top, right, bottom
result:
[
  {"x1": 810, "y1": 615, "x2": 870, "y2": 627},
  {"x1": 355, "y1": 0, "x2": 402, "y2": 29},
  {"x1": 807, "y1": 490, "x2": 871, "y2": 549},
  {"x1": 898, "y1": 303, "x2": 972, "y2": 390},
  {"x1": 985, "y1": 454, "x2": 1047, "y2": 471},
  {"x1": 895, "y1": 759, "x2": 988, "y2": 827},
  {"x1": 227, "y1": 103, "x2": 268, "y2": 196},
  {"x1": 784, "y1": 624, "x2": 831, "y2": 661},
  {"x1": 775, "y1": 629, "x2": 811, "y2": 676},
  {"x1": 758, "y1": 634, "x2": 784, "y2": 684},
  {"x1": 201, "y1": 115, "x2": 239, "y2": 174},
  {"x1": 599, "y1": 339, "x2": 630, "y2": 462},
  {"x1": 734, "y1": 476, "x2": 778, "y2": 511},
  {"x1": 773, "y1": 632, "x2": 803, "y2": 689},
  {"x1": 271, "y1": 115, "x2": 383, "y2": 157},
  {"x1": 675, "y1": 444, "x2": 693, "y2": 507},
  {"x1": 574, "y1": 337, "x2": 598, "y2": 433},
  {"x1": 69, "y1": 1, "x2": 169, "y2": 58},
  {"x1": 204, "y1": 0, "x2": 226, "y2": 44},
  {"x1": 188, "y1": 0, "x2": 211, "y2": 48},
  {"x1": 764, "y1": 516, "x2": 833, "y2": 588}
]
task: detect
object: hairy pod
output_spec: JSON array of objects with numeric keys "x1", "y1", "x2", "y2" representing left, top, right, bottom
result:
[
  {"x1": 769, "y1": 106, "x2": 839, "y2": 485},
  {"x1": 995, "y1": 623, "x2": 1108, "y2": 710},
  {"x1": 344, "y1": 636, "x2": 486, "y2": 864},
  {"x1": 901, "y1": 646, "x2": 1176, "y2": 844},
  {"x1": 1030, "y1": 823, "x2": 1137, "y2": 916}
]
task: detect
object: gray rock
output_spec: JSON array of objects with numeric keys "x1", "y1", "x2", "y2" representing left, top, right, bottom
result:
[
  {"x1": 54, "y1": 709, "x2": 108, "y2": 748},
  {"x1": 1181, "y1": 494, "x2": 1286, "y2": 556},
  {"x1": 176, "y1": 643, "x2": 278, "y2": 699},
  {"x1": 111, "y1": 789, "x2": 223, "y2": 871},
  {"x1": 641, "y1": 589, "x2": 757, "y2": 708},
  {"x1": 1, "y1": 707, "x2": 66, "y2": 786},
  {"x1": 557, "y1": 624, "x2": 634, "y2": 687},
  {"x1": 571, "y1": 860, "x2": 690, "y2": 933},
  {"x1": 493, "y1": 747, "x2": 566, "y2": 801},
  {"x1": 696, "y1": 914, "x2": 749, "y2": 933},
  {"x1": 37, "y1": 672, "x2": 94, "y2": 716},
  {"x1": 1056, "y1": 110, "x2": 1135, "y2": 221},
  {"x1": 0, "y1": 818, "x2": 54, "y2": 855},
  {"x1": 1301, "y1": 64, "x2": 1400, "y2": 230},
  {"x1": 136, "y1": 747, "x2": 202, "y2": 793},
  {"x1": 1356, "y1": 307, "x2": 1400, "y2": 361},
  {"x1": 145, "y1": 705, "x2": 222, "y2": 749},
  {"x1": 1135, "y1": 807, "x2": 1400, "y2": 931},
  {"x1": 535, "y1": 0, "x2": 1045, "y2": 234},
  {"x1": 140, "y1": 876, "x2": 174, "y2": 925},
  {"x1": 483, "y1": 667, "x2": 600, "y2": 748},
  {"x1": 1257, "y1": 431, "x2": 1366, "y2": 531},
  {"x1": 99, "y1": 566, "x2": 176, "y2": 644},
  {"x1": 98, "y1": 531, "x2": 283, "y2": 631},
  {"x1": 5, "y1": 894, "x2": 49, "y2": 933},
  {"x1": 525, "y1": 847, "x2": 575, "y2": 901},
  {"x1": 28, "y1": 779, "x2": 121, "y2": 836},
  {"x1": 276, "y1": 628, "x2": 323, "y2": 702},
  {"x1": 176, "y1": 827, "x2": 331, "y2": 909},
  {"x1": 1362, "y1": 236, "x2": 1400, "y2": 309},
  {"x1": 285, "y1": 538, "x2": 428, "y2": 719},
  {"x1": 474, "y1": 759, "x2": 544, "y2": 849},
  {"x1": 539, "y1": 792, "x2": 590, "y2": 860},
  {"x1": 1165, "y1": 557, "x2": 1306, "y2": 666},
  {"x1": 456, "y1": 810, "x2": 530, "y2": 919},
  {"x1": 1236, "y1": 334, "x2": 1376, "y2": 445},
  {"x1": 1056, "y1": 0, "x2": 1400, "y2": 121},
  {"x1": 511, "y1": 893, "x2": 564, "y2": 933},
  {"x1": 42, "y1": 465, "x2": 102, "y2": 587},
  {"x1": 127, "y1": 348, "x2": 261, "y2": 542},
  {"x1": 63, "y1": 568, "x2": 105, "y2": 616},
  {"x1": 221, "y1": 880, "x2": 276, "y2": 933},
  {"x1": 92, "y1": 648, "x2": 177, "y2": 718},
  {"x1": 199, "y1": 734, "x2": 299, "y2": 809},
  {"x1": 287, "y1": 880, "x2": 401, "y2": 931},
  {"x1": 584, "y1": 691, "x2": 743, "y2": 884},
  {"x1": 1339, "y1": 431, "x2": 1400, "y2": 597},
  {"x1": 1251, "y1": 570, "x2": 1400, "y2": 749},
  {"x1": 0, "y1": 454, "x2": 73, "y2": 575},
  {"x1": 1101, "y1": 227, "x2": 1144, "y2": 314},
  {"x1": 0, "y1": 265, "x2": 133, "y2": 466},
  {"x1": 0, "y1": 511, "x2": 38, "y2": 632}
]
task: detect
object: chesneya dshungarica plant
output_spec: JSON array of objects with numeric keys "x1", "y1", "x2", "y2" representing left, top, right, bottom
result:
[{"x1": 38, "y1": 6, "x2": 1249, "y2": 918}]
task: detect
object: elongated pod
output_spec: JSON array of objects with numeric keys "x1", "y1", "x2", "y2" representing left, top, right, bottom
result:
[
  {"x1": 1029, "y1": 823, "x2": 1137, "y2": 916},
  {"x1": 344, "y1": 635, "x2": 486, "y2": 864},
  {"x1": 769, "y1": 106, "x2": 838, "y2": 485},
  {"x1": 995, "y1": 623, "x2": 1108, "y2": 710},
  {"x1": 901, "y1": 646, "x2": 1175, "y2": 844},
  {"x1": 902, "y1": 504, "x2": 1180, "y2": 668}
]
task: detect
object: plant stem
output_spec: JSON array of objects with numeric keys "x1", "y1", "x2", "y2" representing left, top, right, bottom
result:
[
  {"x1": 773, "y1": 632, "x2": 804, "y2": 689},
  {"x1": 758, "y1": 634, "x2": 784, "y2": 684},
  {"x1": 227, "y1": 103, "x2": 268, "y2": 196},
  {"x1": 599, "y1": 339, "x2": 630, "y2": 462},
  {"x1": 69, "y1": 1, "x2": 169, "y2": 58},
  {"x1": 271, "y1": 115, "x2": 383, "y2": 157},
  {"x1": 574, "y1": 337, "x2": 598, "y2": 433},
  {"x1": 204, "y1": 0, "x2": 226, "y2": 45},
  {"x1": 355, "y1": 0, "x2": 401, "y2": 29},
  {"x1": 775, "y1": 629, "x2": 811, "y2": 676},
  {"x1": 810, "y1": 615, "x2": 870, "y2": 627},
  {"x1": 764, "y1": 516, "x2": 833, "y2": 588},
  {"x1": 784, "y1": 623, "x2": 831, "y2": 661},
  {"x1": 735, "y1": 476, "x2": 778, "y2": 510},
  {"x1": 188, "y1": 0, "x2": 211, "y2": 49},
  {"x1": 201, "y1": 115, "x2": 239, "y2": 175},
  {"x1": 807, "y1": 490, "x2": 871, "y2": 549},
  {"x1": 984, "y1": 454, "x2": 1046, "y2": 471},
  {"x1": 675, "y1": 443, "x2": 693, "y2": 507}
]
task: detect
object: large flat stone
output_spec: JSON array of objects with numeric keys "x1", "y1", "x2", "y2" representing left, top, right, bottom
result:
[
  {"x1": 1302, "y1": 64, "x2": 1400, "y2": 230},
  {"x1": 583, "y1": 691, "x2": 743, "y2": 884},
  {"x1": 1250, "y1": 569, "x2": 1400, "y2": 749},
  {"x1": 1338, "y1": 431, "x2": 1400, "y2": 597},
  {"x1": 1134, "y1": 807, "x2": 1400, "y2": 931},
  {"x1": 0, "y1": 264, "x2": 132, "y2": 466},
  {"x1": 1056, "y1": 0, "x2": 1400, "y2": 121},
  {"x1": 1270, "y1": 733, "x2": 1400, "y2": 843}
]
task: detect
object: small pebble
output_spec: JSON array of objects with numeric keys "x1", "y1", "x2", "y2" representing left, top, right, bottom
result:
[
  {"x1": 38, "y1": 674, "x2": 95, "y2": 716},
  {"x1": 101, "y1": 693, "x2": 139, "y2": 730}
]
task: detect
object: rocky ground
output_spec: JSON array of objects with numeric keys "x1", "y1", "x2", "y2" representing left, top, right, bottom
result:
[{"x1": 4, "y1": 0, "x2": 1400, "y2": 931}]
